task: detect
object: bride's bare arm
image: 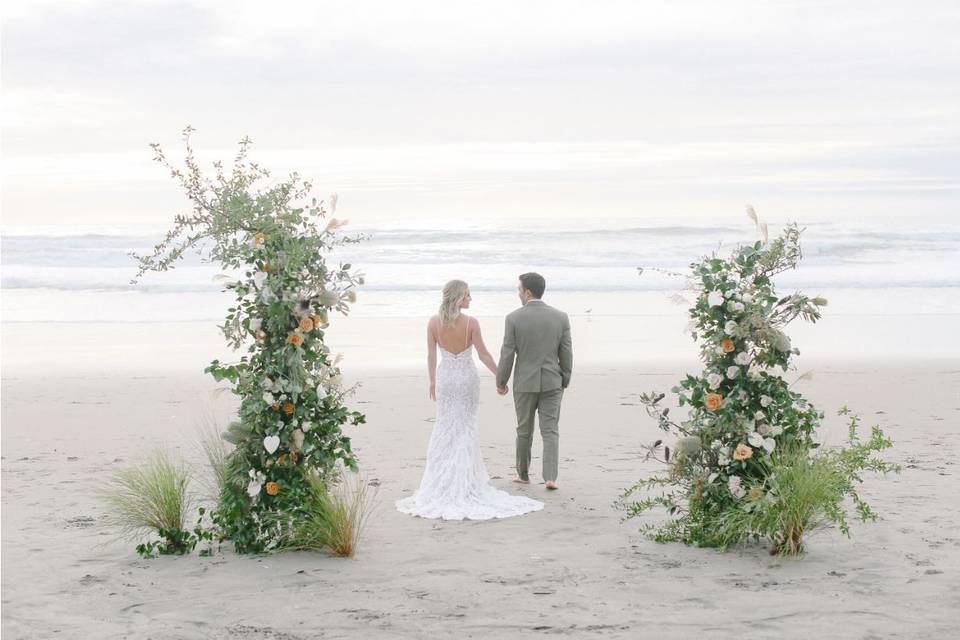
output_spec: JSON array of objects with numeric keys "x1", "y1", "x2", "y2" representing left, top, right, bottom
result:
[
  {"x1": 470, "y1": 318, "x2": 498, "y2": 376},
  {"x1": 427, "y1": 316, "x2": 438, "y2": 400}
]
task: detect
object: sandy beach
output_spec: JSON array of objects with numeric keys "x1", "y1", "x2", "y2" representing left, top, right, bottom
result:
[
  {"x1": 2, "y1": 316, "x2": 959, "y2": 639},
  {"x1": 4, "y1": 0, "x2": 959, "y2": 635}
]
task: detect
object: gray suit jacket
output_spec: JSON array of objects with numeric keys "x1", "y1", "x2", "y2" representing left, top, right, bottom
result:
[{"x1": 496, "y1": 300, "x2": 573, "y2": 393}]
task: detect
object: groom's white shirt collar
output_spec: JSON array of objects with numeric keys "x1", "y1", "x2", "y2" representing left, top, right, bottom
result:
[{"x1": 525, "y1": 299, "x2": 545, "y2": 305}]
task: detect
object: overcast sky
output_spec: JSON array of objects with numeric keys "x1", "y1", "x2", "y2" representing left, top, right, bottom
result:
[{"x1": 2, "y1": 0, "x2": 958, "y2": 229}]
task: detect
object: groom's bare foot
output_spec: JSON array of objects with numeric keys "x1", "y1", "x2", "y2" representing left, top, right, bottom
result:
[
  {"x1": 512, "y1": 477, "x2": 530, "y2": 484},
  {"x1": 545, "y1": 481, "x2": 559, "y2": 490}
]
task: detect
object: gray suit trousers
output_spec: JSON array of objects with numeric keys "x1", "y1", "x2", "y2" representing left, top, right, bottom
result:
[{"x1": 513, "y1": 388, "x2": 563, "y2": 482}]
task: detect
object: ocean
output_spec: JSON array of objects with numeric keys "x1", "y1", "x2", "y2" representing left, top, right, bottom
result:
[{"x1": 2, "y1": 216, "x2": 959, "y2": 324}]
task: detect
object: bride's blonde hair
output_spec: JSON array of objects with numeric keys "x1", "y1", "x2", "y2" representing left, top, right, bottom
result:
[{"x1": 439, "y1": 280, "x2": 469, "y2": 327}]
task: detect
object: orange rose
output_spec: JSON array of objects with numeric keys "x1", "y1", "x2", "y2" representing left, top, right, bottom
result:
[
  {"x1": 277, "y1": 453, "x2": 287, "y2": 465},
  {"x1": 255, "y1": 330, "x2": 267, "y2": 342},
  {"x1": 265, "y1": 482, "x2": 280, "y2": 496},
  {"x1": 299, "y1": 318, "x2": 314, "y2": 332},
  {"x1": 720, "y1": 338, "x2": 735, "y2": 353},
  {"x1": 254, "y1": 232, "x2": 266, "y2": 245},
  {"x1": 283, "y1": 402, "x2": 295, "y2": 415},
  {"x1": 287, "y1": 333, "x2": 304, "y2": 347},
  {"x1": 705, "y1": 393, "x2": 724, "y2": 412},
  {"x1": 733, "y1": 444, "x2": 753, "y2": 460},
  {"x1": 271, "y1": 402, "x2": 280, "y2": 412}
]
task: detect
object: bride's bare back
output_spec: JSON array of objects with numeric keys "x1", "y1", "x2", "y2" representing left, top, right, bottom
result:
[
  {"x1": 433, "y1": 314, "x2": 472, "y2": 354},
  {"x1": 426, "y1": 313, "x2": 498, "y2": 400}
]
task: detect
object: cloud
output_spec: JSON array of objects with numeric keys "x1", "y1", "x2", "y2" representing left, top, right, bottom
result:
[{"x1": 2, "y1": 0, "x2": 958, "y2": 225}]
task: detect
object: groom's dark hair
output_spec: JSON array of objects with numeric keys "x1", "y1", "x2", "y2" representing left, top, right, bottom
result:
[{"x1": 519, "y1": 272, "x2": 546, "y2": 299}]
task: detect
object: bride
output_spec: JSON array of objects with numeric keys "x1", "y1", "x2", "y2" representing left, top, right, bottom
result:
[{"x1": 396, "y1": 280, "x2": 544, "y2": 520}]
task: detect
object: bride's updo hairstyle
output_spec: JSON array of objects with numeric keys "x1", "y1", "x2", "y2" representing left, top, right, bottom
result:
[{"x1": 439, "y1": 280, "x2": 469, "y2": 326}]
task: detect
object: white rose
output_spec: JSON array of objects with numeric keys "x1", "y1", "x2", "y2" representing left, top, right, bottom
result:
[
  {"x1": 728, "y1": 475, "x2": 746, "y2": 498},
  {"x1": 755, "y1": 410, "x2": 765, "y2": 420},
  {"x1": 734, "y1": 352, "x2": 751, "y2": 366},
  {"x1": 726, "y1": 366, "x2": 740, "y2": 380},
  {"x1": 249, "y1": 318, "x2": 262, "y2": 332},
  {"x1": 748, "y1": 431, "x2": 776, "y2": 452},
  {"x1": 770, "y1": 425, "x2": 783, "y2": 436},
  {"x1": 707, "y1": 373, "x2": 723, "y2": 389},
  {"x1": 253, "y1": 271, "x2": 267, "y2": 288},
  {"x1": 732, "y1": 301, "x2": 745, "y2": 313},
  {"x1": 738, "y1": 391, "x2": 749, "y2": 402},
  {"x1": 707, "y1": 290, "x2": 724, "y2": 307},
  {"x1": 724, "y1": 320, "x2": 738, "y2": 335},
  {"x1": 718, "y1": 447, "x2": 732, "y2": 466},
  {"x1": 262, "y1": 392, "x2": 275, "y2": 405},
  {"x1": 757, "y1": 424, "x2": 771, "y2": 435},
  {"x1": 760, "y1": 395, "x2": 772, "y2": 408},
  {"x1": 742, "y1": 293, "x2": 754, "y2": 303},
  {"x1": 245, "y1": 469, "x2": 265, "y2": 499}
]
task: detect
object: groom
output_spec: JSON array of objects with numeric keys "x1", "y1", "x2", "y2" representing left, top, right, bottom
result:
[{"x1": 496, "y1": 273, "x2": 573, "y2": 490}]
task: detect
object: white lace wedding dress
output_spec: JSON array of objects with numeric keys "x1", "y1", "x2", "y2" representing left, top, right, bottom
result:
[{"x1": 396, "y1": 344, "x2": 544, "y2": 520}]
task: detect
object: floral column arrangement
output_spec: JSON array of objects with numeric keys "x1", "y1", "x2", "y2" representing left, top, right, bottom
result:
[
  {"x1": 132, "y1": 128, "x2": 366, "y2": 553},
  {"x1": 619, "y1": 212, "x2": 897, "y2": 554}
]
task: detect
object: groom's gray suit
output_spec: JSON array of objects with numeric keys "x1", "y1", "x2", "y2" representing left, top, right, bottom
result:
[{"x1": 496, "y1": 300, "x2": 573, "y2": 483}]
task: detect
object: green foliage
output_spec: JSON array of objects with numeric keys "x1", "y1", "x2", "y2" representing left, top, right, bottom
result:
[
  {"x1": 131, "y1": 127, "x2": 367, "y2": 554},
  {"x1": 100, "y1": 448, "x2": 194, "y2": 551},
  {"x1": 711, "y1": 410, "x2": 900, "y2": 555},
  {"x1": 276, "y1": 473, "x2": 377, "y2": 557},
  {"x1": 618, "y1": 216, "x2": 898, "y2": 555},
  {"x1": 136, "y1": 508, "x2": 216, "y2": 558}
]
